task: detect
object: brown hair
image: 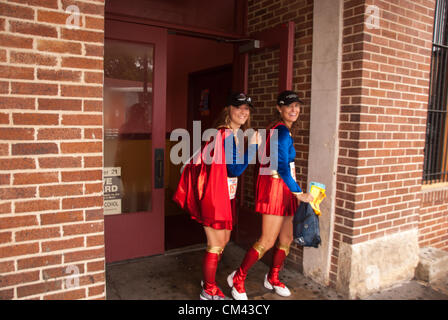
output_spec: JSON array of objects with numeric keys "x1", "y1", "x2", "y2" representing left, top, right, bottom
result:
[
  {"x1": 213, "y1": 106, "x2": 252, "y2": 131},
  {"x1": 266, "y1": 104, "x2": 300, "y2": 135}
]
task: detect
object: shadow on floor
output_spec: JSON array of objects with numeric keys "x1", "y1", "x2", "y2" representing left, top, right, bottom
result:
[
  {"x1": 105, "y1": 242, "x2": 448, "y2": 300},
  {"x1": 105, "y1": 242, "x2": 343, "y2": 300}
]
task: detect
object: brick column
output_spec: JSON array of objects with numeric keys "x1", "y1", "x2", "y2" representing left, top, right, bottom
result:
[
  {"x1": 332, "y1": 0, "x2": 435, "y2": 298},
  {"x1": 0, "y1": 0, "x2": 105, "y2": 300}
]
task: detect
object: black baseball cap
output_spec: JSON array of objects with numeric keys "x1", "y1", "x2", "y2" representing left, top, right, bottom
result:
[
  {"x1": 277, "y1": 90, "x2": 304, "y2": 106},
  {"x1": 227, "y1": 92, "x2": 254, "y2": 108}
]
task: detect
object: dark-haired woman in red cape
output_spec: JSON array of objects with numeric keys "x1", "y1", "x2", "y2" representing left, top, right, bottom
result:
[{"x1": 173, "y1": 92, "x2": 260, "y2": 300}]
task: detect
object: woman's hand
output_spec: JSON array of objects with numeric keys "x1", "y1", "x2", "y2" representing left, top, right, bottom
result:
[
  {"x1": 296, "y1": 192, "x2": 314, "y2": 203},
  {"x1": 249, "y1": 130, "x2": 262, "y2": 146}
]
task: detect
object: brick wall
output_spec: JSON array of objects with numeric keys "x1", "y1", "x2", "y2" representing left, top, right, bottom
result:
[
  {"x1": 0, "y1": 0, "x2": 105, "y2": 299},
  {"x1": 419, "y1": 188, "x2": 448, "y2": 249},
  {"x1": 245, "y1": 0, "x2": 314, "y2": 268},
  {"x1": 331, "y1": 0, "x2": 436, "y2": 287}
]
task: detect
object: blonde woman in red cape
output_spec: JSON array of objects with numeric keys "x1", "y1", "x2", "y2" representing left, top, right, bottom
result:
[
  {"x1": 227, "y1": 90, "x2": 314, "y2": 300},
  {"x1": 173, "y1": 92, "x2": 261, "y2": 300}
]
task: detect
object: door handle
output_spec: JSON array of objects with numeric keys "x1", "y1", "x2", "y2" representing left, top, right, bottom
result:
[{"x1": 155, "y1": 148, "x2": 164, "y2": 189}]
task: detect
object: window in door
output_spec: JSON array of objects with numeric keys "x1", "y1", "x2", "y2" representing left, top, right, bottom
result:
[{"x1": 103, "y1": 39, "x2": 154, "y2": 214}]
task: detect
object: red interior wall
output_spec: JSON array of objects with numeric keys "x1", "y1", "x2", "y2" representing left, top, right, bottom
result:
[{"x1": 166, "y1": 34, "x2": 234, "y2": 132}]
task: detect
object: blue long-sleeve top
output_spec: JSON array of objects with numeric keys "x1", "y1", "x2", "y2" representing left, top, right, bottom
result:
[
  {"x1": 224, "y1": 134, "x2": 258, "y2": 177},
  {"x1": 270, "y1": 124, "x2": 302, "y2": 193}
]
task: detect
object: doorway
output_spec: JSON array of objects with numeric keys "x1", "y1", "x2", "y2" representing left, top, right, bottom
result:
[
  {"x1": 103, "y1": 19, "x2": 237, "y2": 260},
  {"x1": 164, "y1": 34, "x2": 234, "y2": 250},
  {"x1": 165, "y1": 64, "x2": 233, "y2": 250},
  {"x1": 187, "y1": 64, "x2": 233, "y2": 132}
]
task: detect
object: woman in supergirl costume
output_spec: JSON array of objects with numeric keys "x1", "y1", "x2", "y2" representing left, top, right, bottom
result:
[
  {"x1": 227, "y1": 90, "x2": 314, "y2": 300},
  {"x1": 173, "y1": 92, "x2": 261, "y2": 300}
]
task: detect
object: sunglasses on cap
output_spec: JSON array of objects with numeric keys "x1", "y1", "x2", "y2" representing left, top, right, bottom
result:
[{"x1": 227, "y1": 92, "x2": 254, "y2": 108}]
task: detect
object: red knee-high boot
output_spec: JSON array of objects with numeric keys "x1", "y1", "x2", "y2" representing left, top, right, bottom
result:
[
  {"x1": 202, "y1": 246, "x2": 224, "y2": 297},
  {"x1": 232, "y1": 242, "x2": 266, "y2": 294},
  {"x1": 267, "y1": 243, "x2": 289, "y2": 288}
]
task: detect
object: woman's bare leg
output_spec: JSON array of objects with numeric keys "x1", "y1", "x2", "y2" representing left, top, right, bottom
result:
[
  {"x1": 203, "y1": 226, "x2": 231, "y2": 249},
  {"x1": 201, "y1": 226, "x2": 231, "y2": 299},
  {"x1": 230, "y1": 214, "x2": 285, "y2": 299},
  {"x1": 256, "y1": 214, "x2": 285, "y2": 252}
]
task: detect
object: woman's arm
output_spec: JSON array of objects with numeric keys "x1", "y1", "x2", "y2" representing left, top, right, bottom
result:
[
  {"x1": 272, "y1": 125, "x2": 302, "y2": 193},
  {"x1": 225, "y1": 134, "x2": 258, "y2": 177}
]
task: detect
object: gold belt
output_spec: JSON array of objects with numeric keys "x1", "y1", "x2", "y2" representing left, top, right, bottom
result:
[
  {"x1": 271, "y1": 170, "x2": 281, "y2": 179},
  {"x1": 264, "y1": 169, "x2": 303, "y2": 195},
  {"x1": 259, "y1": 167, "x2": 281, "y2": 179}
]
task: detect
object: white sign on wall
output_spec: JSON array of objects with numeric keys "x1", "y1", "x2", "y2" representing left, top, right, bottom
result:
[{"x1": 104, "y1": 167, "x2": 122, "y2": 215}]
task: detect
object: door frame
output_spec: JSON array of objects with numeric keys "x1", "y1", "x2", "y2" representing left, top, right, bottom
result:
[
  {"x1": 104, "y1": 19, "x2": 167, "y2": 263},
  {"x1": 105, "y1": 0, "x2": 248, "y2": 41},
  {"x1": 233, "y1": 21, "x2": 295, "y2": 93},
  {"x1": 253, "y1": 21, "x2": 295, "y2": 92}
]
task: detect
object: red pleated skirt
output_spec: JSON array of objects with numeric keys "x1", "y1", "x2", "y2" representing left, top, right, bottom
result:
[{"x1": 255, "y1": 174, "x2": 297, "y2": 216}]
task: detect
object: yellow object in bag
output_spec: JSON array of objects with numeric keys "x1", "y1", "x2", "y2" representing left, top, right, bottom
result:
[{"x1": 309, "y1": 182, "x2": 326, "y2": 216}]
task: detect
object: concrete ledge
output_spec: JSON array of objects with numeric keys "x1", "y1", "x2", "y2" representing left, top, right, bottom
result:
[
  {"x1": 336, "y1": 229, "x2": 419, "y2": 299},
  {"x1": 415, "y1": 247, "x2": 448, "y2": 283}
]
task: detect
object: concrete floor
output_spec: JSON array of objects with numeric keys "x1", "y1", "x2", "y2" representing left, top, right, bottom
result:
[{"x1": 106, "y1": 242, "x2": 448, "y2": 300}]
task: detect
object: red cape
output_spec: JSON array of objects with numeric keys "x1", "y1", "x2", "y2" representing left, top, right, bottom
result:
[{"x1": 173, "y1": 128, "x2": 235, "y2": 230}]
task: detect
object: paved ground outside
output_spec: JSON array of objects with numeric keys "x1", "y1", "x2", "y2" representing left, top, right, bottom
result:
[{"x1": 106, "y1": 242, "x2": 448, "y2": 300}]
